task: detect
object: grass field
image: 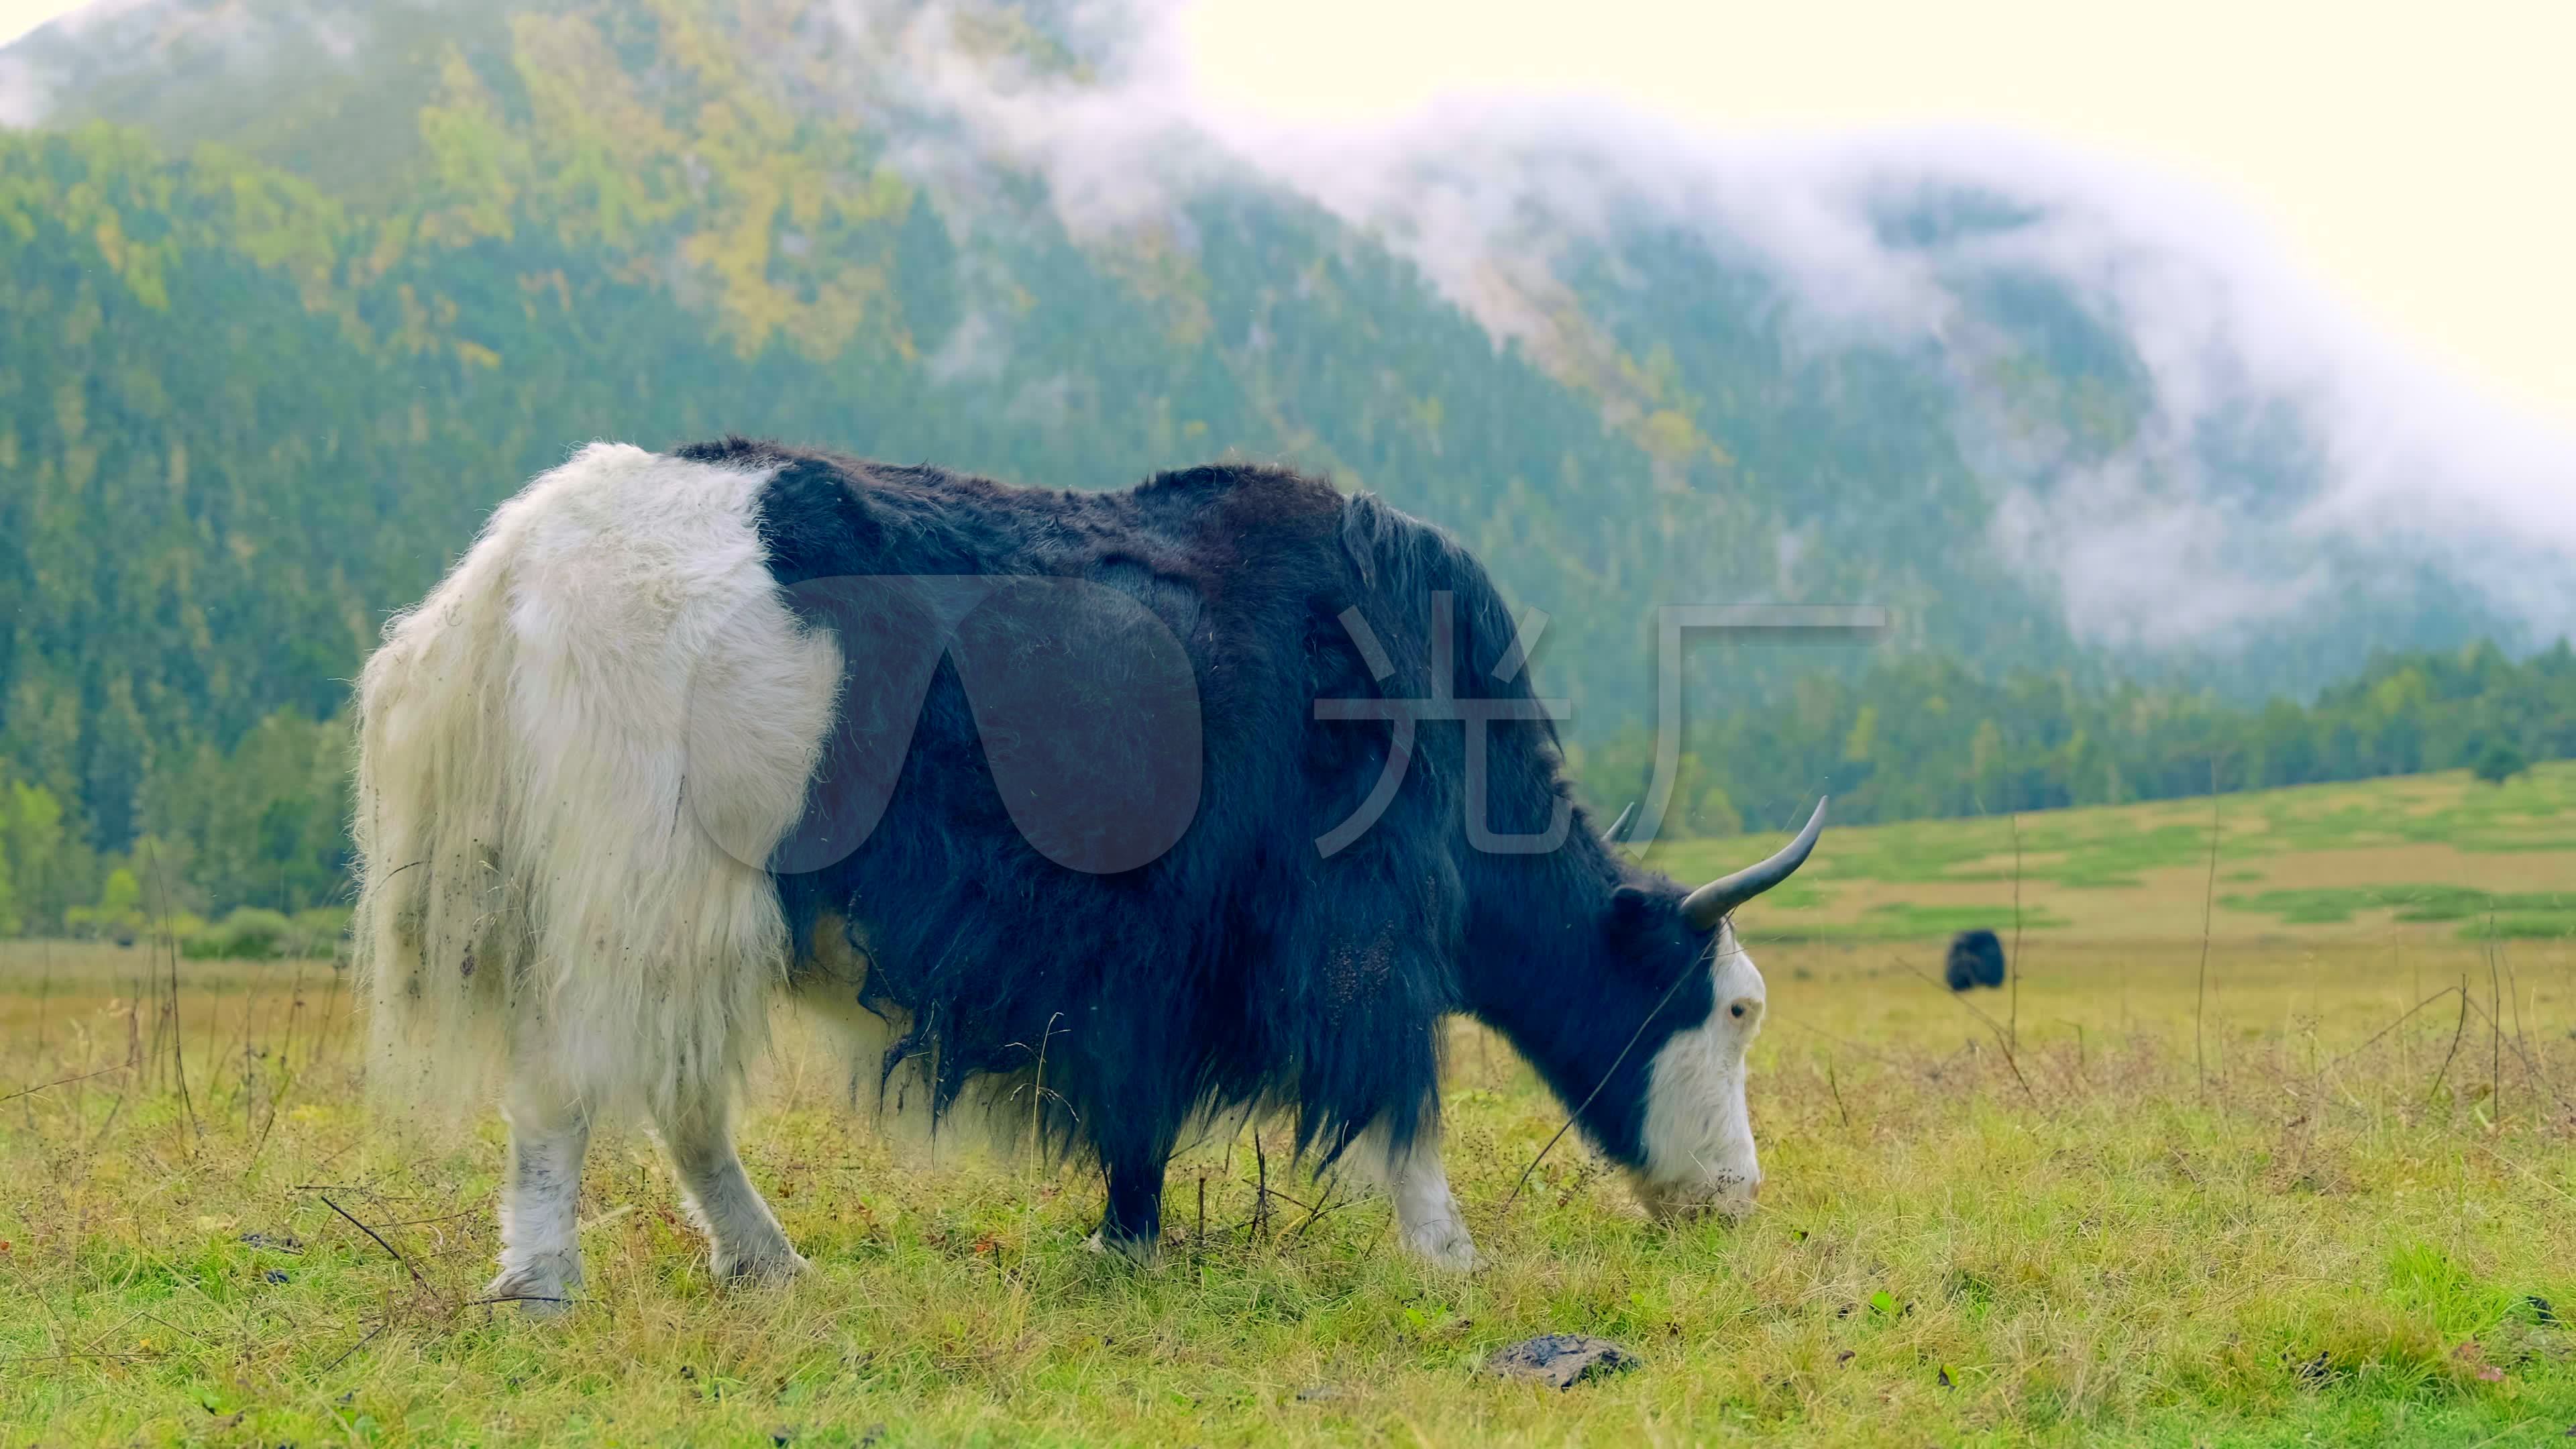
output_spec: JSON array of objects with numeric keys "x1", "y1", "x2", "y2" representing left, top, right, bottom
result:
[{"x1": 4, "y1": 764, "x2": 2575, "y2": 1444}]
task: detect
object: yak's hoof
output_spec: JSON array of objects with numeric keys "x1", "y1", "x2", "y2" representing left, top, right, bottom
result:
[
  {"x1": 1403, "y1": 1226, "x2": 1485, "y2": 1272},
  {"x1": 1083, "y1": 1229, "x2": 1158, "y2": 1265},
  {"x1": 486, "y1": 1260, "x2": 580, "y2": 1317},
  {"x1": 714, "y1": 1246, "x2": 809, "y2": 1284}
]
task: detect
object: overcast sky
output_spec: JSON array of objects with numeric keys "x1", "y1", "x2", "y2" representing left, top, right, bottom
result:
[{"x1": 5, "y1": 0, "x2": 2570, "y2": 428}]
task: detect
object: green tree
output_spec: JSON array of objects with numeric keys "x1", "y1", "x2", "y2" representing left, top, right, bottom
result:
[
  {"x1": 66, "y1": 867, "x2": 146, "y2": 944},
  {"x1": 1686, "y1": 782, "x2": 1745, "y2": 839},
  {"x1": 2473, "y1": 739, "x2": 2530, "y2": 786},
  {"x1": 1, "y1": 783, "x2": 68, "y2": 935},
  {"x1": 139, "y1": 710, "x2": 352, "y2": 914}
]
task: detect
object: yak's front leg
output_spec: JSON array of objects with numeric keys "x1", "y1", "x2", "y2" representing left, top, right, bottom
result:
[
  {"x1": 1359, "y1": 1114, "x2": 1481, "y2": 1270},
  {"x1": 655, "y1": 1087, "x2": 806, "y2": 1283},
  {"x1": 1091, "y1": 1146, "x2": 1171, "y2": 1263},
  {"x1": 489, "y1": 1080, "x2": 592, "y2": 1314}
]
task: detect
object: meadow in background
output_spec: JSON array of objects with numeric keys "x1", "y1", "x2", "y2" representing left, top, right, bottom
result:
[{"x1": 3, "y1": 765, "x2": 2570, "y2": 1445}]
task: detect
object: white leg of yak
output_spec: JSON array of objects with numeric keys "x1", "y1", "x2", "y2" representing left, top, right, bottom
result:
[
  {"x1": 656, "y1": 1087, "x2": 806, "y2": 1283},
  {"x1": 489, "y1": 1080, "x2": 592, "y2": 1315},
  {"x1": 1357, "y1": 1114, "x2": 1481, "y2": 1271}
]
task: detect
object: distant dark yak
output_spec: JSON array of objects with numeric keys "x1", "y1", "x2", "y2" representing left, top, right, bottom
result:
[
  {"x1": 1946, "y1": 929, "x2": 2007, "y2": 991},
  {"x1": 352, "y1": 439, "x2": 1823, "y2": 1308}
]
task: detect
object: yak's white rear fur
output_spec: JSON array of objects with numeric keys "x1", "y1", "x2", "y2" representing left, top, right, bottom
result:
[{"x1": 352, "y1": 443, "x2": 840, "y2": 1126}]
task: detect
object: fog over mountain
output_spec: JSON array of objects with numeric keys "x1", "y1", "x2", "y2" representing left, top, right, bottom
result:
[{"x1": 839, "y1": 0, "x2": 2576, "y2": 655}]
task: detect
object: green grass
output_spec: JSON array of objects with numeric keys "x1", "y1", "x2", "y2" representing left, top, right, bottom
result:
[
  {"x1": 2221, "y1": 886, "x2": 2576, "y2": 937},
  {"x1": 1649, "y1": 761, "x2": 2576, "y2": 946},
  {"x1": 5, "y1": 763, "x2": 2576, "y2": 1444},
  {"x1": 1658, "y1": 760, "x2": 2576, "y2": 894}
]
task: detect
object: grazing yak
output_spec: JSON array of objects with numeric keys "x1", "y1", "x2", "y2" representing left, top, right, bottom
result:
[
  {"x1": 352, "y1": 439, "x2": 1823, "y2": 1307},
  {"x1": 1946, "y1": 929, "x2": 2007, "y2": 991}
]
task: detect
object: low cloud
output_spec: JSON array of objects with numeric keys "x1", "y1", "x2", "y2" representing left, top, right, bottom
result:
[
  {"x1": 1, "y1": 0, "x2": 382, "y2": 119},
  {"x1": 849, "y1": 0, "x2": 2576, "y2": 656},
  {"x1": 0, "y1": 52, "x2": 51, "y2": 126},
  {"x1": 1220, "y1": 115, "x2": 2576, "y2": 652}
]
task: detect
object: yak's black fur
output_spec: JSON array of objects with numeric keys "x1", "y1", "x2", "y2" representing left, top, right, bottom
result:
[
  {"x1": 684, "y1": 437, "x2": 1728, "y2": 1250},
  {"x1": 1946, "y1": 929, "x2": 2008, "y2": 991}
]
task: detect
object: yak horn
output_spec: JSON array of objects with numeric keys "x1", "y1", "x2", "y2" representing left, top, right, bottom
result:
[
  {"x1": 1606, "y1": 801, "x2": 1636, "y2": 841},
  {"x1": 1680, "y1": 797, "x2": 1827, "y2": 929}
]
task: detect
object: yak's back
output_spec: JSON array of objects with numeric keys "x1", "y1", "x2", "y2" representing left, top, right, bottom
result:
[{"x1": 677, "y1": 437, "x2": 1349, "y2": 599}]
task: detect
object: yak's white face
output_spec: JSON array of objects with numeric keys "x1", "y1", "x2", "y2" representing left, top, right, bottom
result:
[{"x1": 1633, "y1": 920, "x2": 1767, "y2": 1219}]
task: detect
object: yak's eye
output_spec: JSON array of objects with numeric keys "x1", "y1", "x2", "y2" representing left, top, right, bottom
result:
[{"x1": 1729, "y1": 1002, "x2": 1748, "y2": 1020}]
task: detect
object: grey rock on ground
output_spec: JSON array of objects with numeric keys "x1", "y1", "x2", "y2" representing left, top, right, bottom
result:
[{"x1": 1485, "y1": 1334, "x2": 1640, "y2": 1389}]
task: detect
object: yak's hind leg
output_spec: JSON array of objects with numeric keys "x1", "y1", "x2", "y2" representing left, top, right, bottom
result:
[
  {"x1": 490, "y1": 1079, "x2": 593, "y2": 1314},
  {"x1": 656, "y1": 1085, "x2": 806, "y2": 1283},
  {"x1": 1355, "y1": 1112, "x2": 1481, "y2": 1271}
]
